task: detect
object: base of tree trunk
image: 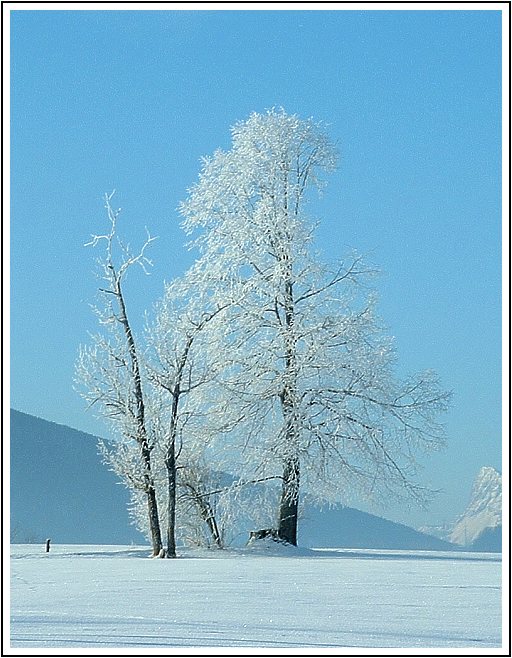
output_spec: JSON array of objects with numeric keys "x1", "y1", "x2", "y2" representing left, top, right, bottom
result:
[
  {"x1": 247, "y1": 528, "x2": 293, "y2": 546},
  {"x1": 151, "y1": 548, "x2": 166, "y2": 558}
]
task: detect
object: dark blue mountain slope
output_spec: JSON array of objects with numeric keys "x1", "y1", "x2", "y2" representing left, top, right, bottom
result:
[{"x1": 10, "y1": 409, "x2": 141, "y2": 544}]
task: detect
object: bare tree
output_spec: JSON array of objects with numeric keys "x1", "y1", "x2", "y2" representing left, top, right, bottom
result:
[
  {"x1": 126, "y1": 270, "x2": 284, "y2": 551},
  {"x1": 144, "y1": 277, "x2": 230, "y2": 556},
  {"x1": 75, "y1": 192, "x2": 163, "y2": 556}
]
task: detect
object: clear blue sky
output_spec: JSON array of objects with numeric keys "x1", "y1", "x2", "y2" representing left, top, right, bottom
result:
[{"x1": 9, "y1": 8, "x2": 503, "y2": 528}]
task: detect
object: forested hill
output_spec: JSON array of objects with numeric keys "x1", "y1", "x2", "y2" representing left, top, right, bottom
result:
[{"x1": 10, "y1": 409, "x2": 455, "y2": 550}]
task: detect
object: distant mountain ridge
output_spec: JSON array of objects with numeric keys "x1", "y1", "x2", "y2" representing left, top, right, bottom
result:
[
  {"x1": 299, "y1": 504, "x2": 455, "y2": 551},
  {"x1": 10, "y1": 410, "x2": 462, "y2": 550}
]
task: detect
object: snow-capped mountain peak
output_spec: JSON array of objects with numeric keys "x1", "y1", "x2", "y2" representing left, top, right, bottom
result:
[{"x1": 449, "y1": 466, "x2": 501, "y2": 546}]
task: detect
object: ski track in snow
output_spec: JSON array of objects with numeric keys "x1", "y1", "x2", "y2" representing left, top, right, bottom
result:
[{"x1": 9, "y1": 544, "x2": 502, "y2": 650}]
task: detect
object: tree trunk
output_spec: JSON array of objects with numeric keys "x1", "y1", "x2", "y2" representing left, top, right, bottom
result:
[
  {"x1": 196, "y1": 492, "x2": 223, "y2": 548},
  {"x1": 277, "y1": 270, "x2": 300, "y2": 546},
  {"x1": 117, "y1": 279, "x2": 163, "y2": 557},
  {"x1": 165, "y1": 385, "x2": 181, "y2": 558},
  {"x1": 141, "y1": 441, "x2": 163, "y2": 556},
  {"x1": 278, "y1": 454, "x2": 300, "y2": 545},
  {"x1": 165, "y1": 443, "x2": 177, "y2": 558},
  {"x1": 183, "y1": 481, "x2": 223, "y2": 548},
  {"x1": 147, "y1": 485, "x2": 163, "y2": 556}
]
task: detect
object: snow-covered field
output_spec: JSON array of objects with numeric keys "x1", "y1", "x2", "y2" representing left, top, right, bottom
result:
[{"x1": 9, "y1": 543, "x2": 502, "y2": 651}]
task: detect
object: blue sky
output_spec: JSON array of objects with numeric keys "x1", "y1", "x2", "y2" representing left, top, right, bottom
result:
[{"x1": 9, "y1": 8, "x2": 503, "y2": 528}]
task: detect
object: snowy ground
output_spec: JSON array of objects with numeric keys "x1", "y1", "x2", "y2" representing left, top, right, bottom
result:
[{"x1": 9, "y1": 543, "x2": 502, "y2": 651}]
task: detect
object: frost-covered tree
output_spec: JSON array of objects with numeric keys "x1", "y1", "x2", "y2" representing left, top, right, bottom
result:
[
  {"x1": 136, "y1": 271, "x2": 281, "y2": 552},
  {"x1": 75, "y1": 192, "x2": 163, "y2": 556},
  {"x1": 144, "y1": 275, "x2": 232, "y2": 556},
  {"x1": 180, "y1": 109, "x2": 451, "y2": 546}
]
